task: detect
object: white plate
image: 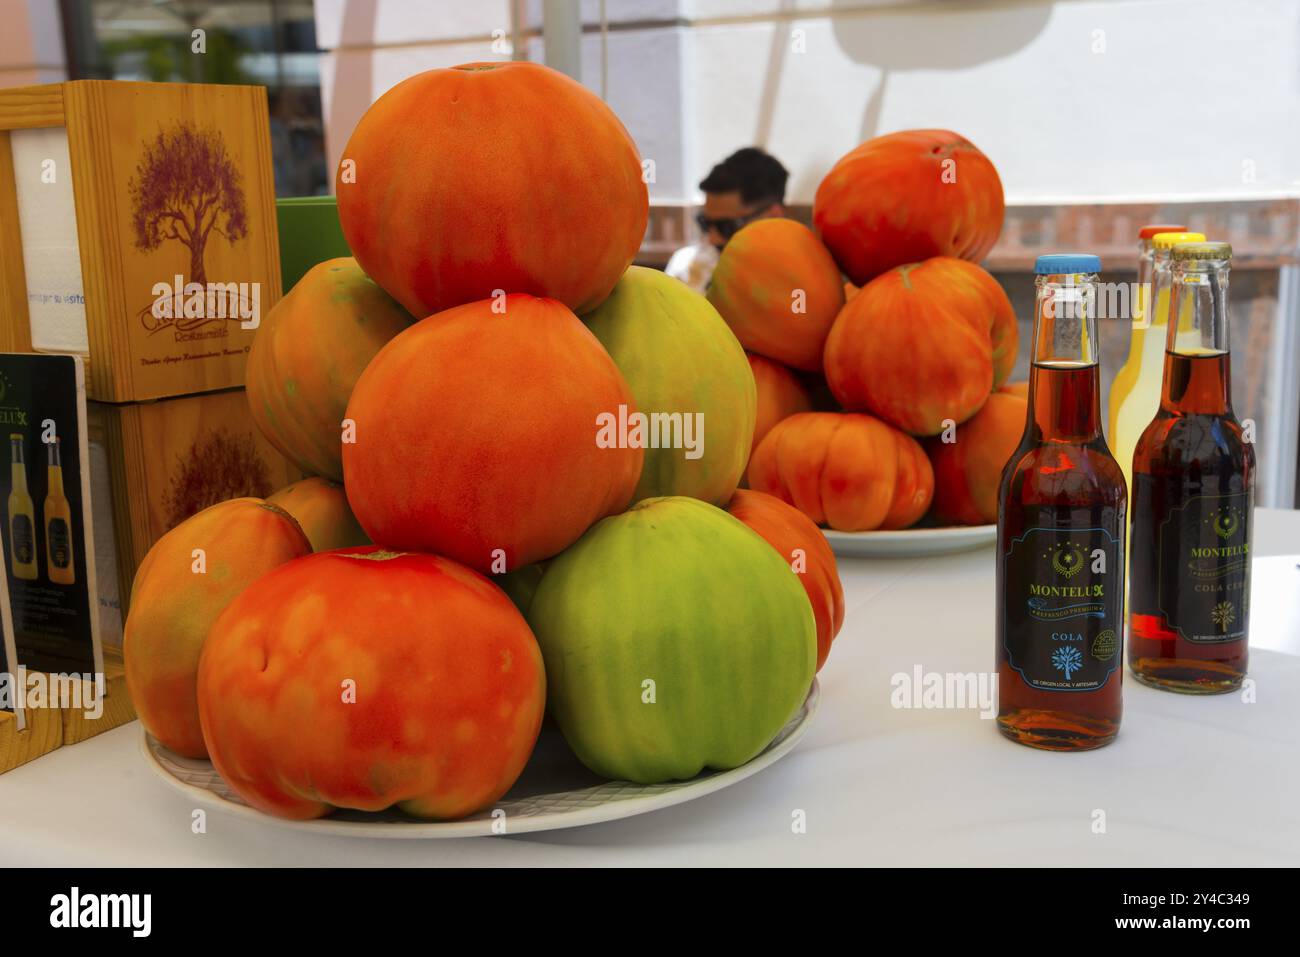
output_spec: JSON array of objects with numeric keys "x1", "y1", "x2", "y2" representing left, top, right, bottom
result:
[
  {"x1": 141, "y1": 679, "x2": 820, "y2": 838},
  {"x1": 822, "y1": 524, "x2": 996, "y2": 558}
]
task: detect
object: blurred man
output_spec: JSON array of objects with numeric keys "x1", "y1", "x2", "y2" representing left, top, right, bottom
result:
[{"x1": 666, "y1": 147, "x2": 789, "y2": 293}]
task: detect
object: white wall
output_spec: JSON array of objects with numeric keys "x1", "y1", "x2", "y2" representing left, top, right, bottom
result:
[
  {"x1": 314, "y1": 0, "x2": 694, "y2": 198},
  {"x1": 686, "y1": 0, "x2": 1300, "y2": 204},
  {"x1": 0, "y1": 0, "x2": 67, "y2": 87},
  {"x1": 315, "y1": 0, "x2": 1300, "y2": 204}
]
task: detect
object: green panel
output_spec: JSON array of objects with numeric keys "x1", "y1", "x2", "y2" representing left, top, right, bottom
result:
[{"x1": 276, "y1": 196, "x2": 352, "y2": 294}]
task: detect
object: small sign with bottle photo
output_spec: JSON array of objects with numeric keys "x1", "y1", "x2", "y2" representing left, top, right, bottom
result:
[
  {"x1": 0, "y1": 564, "x2": 20, "y2": 731},
  {"x1": 0, "y1": 354, "x2": 102, "y2": 710}
]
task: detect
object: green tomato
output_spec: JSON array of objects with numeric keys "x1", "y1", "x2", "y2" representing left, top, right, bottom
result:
[{"x1": 528, "y1": 496, "x2": 815, "y2": 783}]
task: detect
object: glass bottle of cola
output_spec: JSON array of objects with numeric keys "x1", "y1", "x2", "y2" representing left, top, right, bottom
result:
[
  {"x1": 1128, "y1": 242, "x2": 1254, "y2": 694},
  {"x1": 996, "y1": 255, "x2": 1127, "y2": 751}
]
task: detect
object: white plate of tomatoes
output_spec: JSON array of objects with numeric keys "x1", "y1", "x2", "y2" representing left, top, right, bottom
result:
[
  {"x1": 141, "y1": 679, "x2": 820, "y2": 839},
  {"x1": 822, "y1": 524, "x2": 995, "y2": 558}
]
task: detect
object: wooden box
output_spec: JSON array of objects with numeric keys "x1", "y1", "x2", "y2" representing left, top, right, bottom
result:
[
  {"x1": 0, "y1": 703, "x2": 62, "y2": 773},
  {"x1": 0, "y1": 80, "x2": 282, "y2": 402},
  {"x1": 60, "y1": 646, "x2": 134, "y2": 746},
  {"x1": 90, "y1": 387, "x2": 301, "y2": 619},
  {"x1": 1, "y1": 566, "x2": 63, "y2": 769},
  {"x1": 0, "y1": 650, "x2": 133, "y2": 759},
  {"x1": 0, "y1": 381, "x2": 298, "y2": 765}
]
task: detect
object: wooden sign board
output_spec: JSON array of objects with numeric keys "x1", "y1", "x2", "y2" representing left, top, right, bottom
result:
[
  {"x1": 0, "y1": 80, "x2": 282, "y2": 403},
  {"x1": 90, "y1": 387, "x2": 301, "y2": 618},
  {"x1": 0, "y1": 520, "x2": 61, "y2": 771},
  {"x1": 0, "y1": 353, "x2": 104, "y2": 763},
  {"x1": 0, "y1": 702, "x2": 61, "y2": 774}
]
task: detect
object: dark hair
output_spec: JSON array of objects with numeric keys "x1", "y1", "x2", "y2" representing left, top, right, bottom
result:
[{"x1": 699, "y1": 147, "x2": 788, "y2": 206}]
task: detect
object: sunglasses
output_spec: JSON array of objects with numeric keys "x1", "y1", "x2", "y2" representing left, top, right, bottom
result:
[{"x1": 695, "y1": 202, "x2": 774, "y2": 240}]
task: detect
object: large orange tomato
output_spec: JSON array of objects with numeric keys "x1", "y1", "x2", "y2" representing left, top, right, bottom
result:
[
  {"x1": 813, "y1": 129, "x2": 1004, "y2": 285},
  {"x1": 246, "y1": 258, "x2": 412, "y2": 481},
  {"x1": 124, "y1": 499, "x2": 311, "y2": 758},
  {"x1": 748, "y1": 412, "x2": 933, "y2": 531},
  {"x1": 823, "y1": 257, "x2": 1017, "y2": 436},
  {"x1": 265, "y1": 477, "x2": 369, "y2": 552},
  {"x1": 342, "y1": 294, "x2": 642, "y2": 573},
  {"x1": 336, "y1": 61, "x2": 647, "y2": 318},
  {"x1": 198, "y1": 548, "x2": 546, "y2": 820},
  {"x1": 706, "y1": 218, "x2": 845, "y2": 371},
  {"x1": 927, "y1": 392, "x2": 1027, "y2": 525}
]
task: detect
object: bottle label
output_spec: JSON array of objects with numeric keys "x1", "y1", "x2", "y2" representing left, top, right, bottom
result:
[
  {"x1": 1003, "y1": 525, "x2": 1123, "y2": 692},
  {"x1": 48, "y1": 518, "x2": 71, "y2": 569},
  {"x1": 1158, "y1": 491, "x2": 1251, "y2": 643},
  {"x1": 12, "y1": 514, "x2": 34, "y2": 565}
]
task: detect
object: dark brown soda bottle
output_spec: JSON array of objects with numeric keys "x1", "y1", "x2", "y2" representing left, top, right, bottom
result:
[
  {"x1": 1128, "y1": 242, "x2": 1254, "y2": 693},
  {"x1": 996, "y1": 254, "x2": 1126, "y2": 750}
]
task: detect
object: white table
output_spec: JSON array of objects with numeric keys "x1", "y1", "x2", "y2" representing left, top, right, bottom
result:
[{"x1": 2, "y1": 510, "x2": 1297, "y2": 867}]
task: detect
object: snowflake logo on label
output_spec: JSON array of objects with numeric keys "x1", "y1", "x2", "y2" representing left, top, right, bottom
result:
[
  {"x1": 1051, "y1": 543, "x2": 1085, "y2": 579},
  {"x1": 1052, "y1": 645, "x2": 1084, "y2": 680},
  {"x1": 1211, "y1": 600, "x2": 1235, "y2": 632}
]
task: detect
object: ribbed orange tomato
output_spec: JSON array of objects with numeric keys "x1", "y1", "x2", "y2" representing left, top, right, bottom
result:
[
  {"x1": 748, "y1": 412, "x2": 934, "y2": 531},
  {"x1": 814, "y1": 129, "x2": 1004, "y2": 285},
  {"x1": 823, "y1": 257, "x2": 1017, "y2": 436}
]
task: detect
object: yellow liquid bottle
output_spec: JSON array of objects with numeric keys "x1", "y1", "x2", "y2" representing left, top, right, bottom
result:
[
  {"x1": 8, "y1": 433, "x2": 37, "y2": 580},
  {"x1": 1113, "y1": 231, "x2": 1206, "y2": 495},
  {"x1": 1108, "y1": 224, "x2": 1186, "y2": 440},
  {"x1": 44, "y1": 437, "x2": 74, "y2": 585}
]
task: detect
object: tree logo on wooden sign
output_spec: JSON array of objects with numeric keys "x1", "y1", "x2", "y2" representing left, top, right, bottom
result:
[
  {"x1": 162, "y1": 427, "x2": 271, "y2": 530},
  {"x1": 128, "y1": 122, "x2": 254, "y2": 334}
]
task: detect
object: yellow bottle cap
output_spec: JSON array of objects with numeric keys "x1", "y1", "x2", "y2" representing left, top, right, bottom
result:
[
  {"x1": 1172, "y1": 241, "x2": 1232, "y2": 261},
  {"x1": 1152, "y1": 231, "x2": 1206, "y2": 250}
]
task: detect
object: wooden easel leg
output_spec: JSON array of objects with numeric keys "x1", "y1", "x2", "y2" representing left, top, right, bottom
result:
[
  {"x1": 60, "y1": 645, "x2": 136, "y2": 745},
  {"x1": 0, "y1": 705, "x2": 63, "y2": 773}
]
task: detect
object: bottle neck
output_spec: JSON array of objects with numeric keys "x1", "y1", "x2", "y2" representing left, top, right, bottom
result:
[
  {"x1": 1167, "y1": 257, "x2": 1230, "y2": 353},
  {"x1": 10, "y1": 439, "x2": 26, "y2": 492},
  {"x1": 1146, "y1": 250, "x2": 1175, "y2": 329},
  {"x1": 1163, "y1": 256, "x2": 1232, "y2": 413},
  {"x1": 1033, "y1": 272, "x2": 1101, "y2": 363},
  {"x1": 1159, "y1": 352, "x2": 1231, "y2": 415},
  {"x1": 1134, "y1": 240, "x2": 1156, "y2": 326},
  {"x1": 1030, "y1": 361, "x2": 1103, "y2": 441},
  {"x1": 1029, "y1": 272, "x2": 1103, "y2": 441}
]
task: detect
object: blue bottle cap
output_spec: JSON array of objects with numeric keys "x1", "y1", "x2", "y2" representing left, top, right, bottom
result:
[{"x1": 1034, "y1": 253, "x2": 1101, "y2": 275}]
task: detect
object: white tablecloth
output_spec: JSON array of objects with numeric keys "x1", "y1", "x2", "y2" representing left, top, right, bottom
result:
[{"x1": 2, "y1": 510, "x2": 1297, "y2": 867}]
